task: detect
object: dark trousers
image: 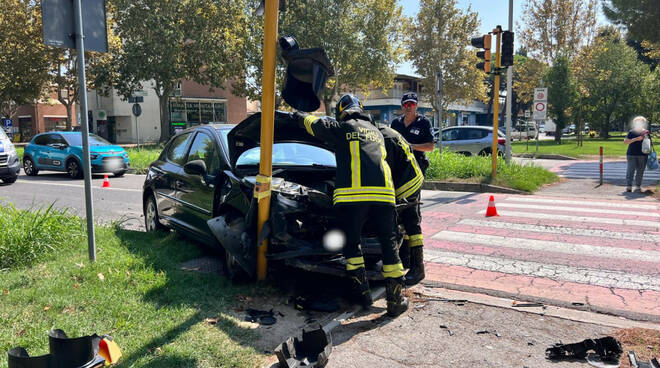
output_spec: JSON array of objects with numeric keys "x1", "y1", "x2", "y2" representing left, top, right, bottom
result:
[
  {"x1": 336, "y1": 203, "x2": 403, "y2": 278},
  {"x1": 626, "y1": 155, "x2": 647, "y2": 187},
  {"x1": 400, "y1": 190, "x2": 423, "y2": 247}
]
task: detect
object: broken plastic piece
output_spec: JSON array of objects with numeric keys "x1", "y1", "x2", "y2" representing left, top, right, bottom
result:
[
  {"x1": 629, "y1": 351, "x2": 660, "y2": 368},
  {"x1": 98, "y1": 336, "x2": 122, "y2": 364},
  {"x1": 244, "y1": 308, "x2": 277, "y2": 325},
  {"x1": 274, "y1": 326, "x2": 332, "y2": 368},
  {"x1": 546, "y1": 336, "x2": 623, "y2": 363}
]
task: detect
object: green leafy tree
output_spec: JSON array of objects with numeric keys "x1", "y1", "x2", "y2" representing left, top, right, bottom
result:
[
  {"x1": 0, "y1": 0, "x2": 49, "y2": 119},
  {"x1": 111, "y1": 0, "x2": 248, "y2": 142},
  {"x1": 544, "y1": 56, "x2": 577, "y2": 143},
  {"x1": 407, "y1": 0, "x2": 486, "y2": 112},
  {"x1": 513, "y1": 54, "x2": 548, "y2": 113},
  {"x1": 236, "y1": 0, "x2": 405, "y2": 114},
  {"x1": 518, "y1": 0, "x2": 598, "y2": 63},
  {"x1": 576, "y1": 29, "x2": 650, "y2": 138},
  {"x1": 603, "y1": 0, "x2": 660, "y2": 44}
]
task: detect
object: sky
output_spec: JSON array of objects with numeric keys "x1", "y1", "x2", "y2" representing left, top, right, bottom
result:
[{"x1": 397, "y1": 0, "x2": 609, "y2": 76}]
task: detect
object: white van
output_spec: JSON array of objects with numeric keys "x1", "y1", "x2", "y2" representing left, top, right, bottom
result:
[{"x1": 0, "y1": 129, "x2": 19, "y2": 184}]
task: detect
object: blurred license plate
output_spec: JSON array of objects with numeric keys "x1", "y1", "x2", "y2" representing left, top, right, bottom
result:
[{"x1": 106, "y1": 159, "x2": 122, "y2": 168}]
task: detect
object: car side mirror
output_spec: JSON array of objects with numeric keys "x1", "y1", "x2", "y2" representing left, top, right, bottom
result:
[{"x1": 184, "y1": 160, "x2": 207, "y2": 176}]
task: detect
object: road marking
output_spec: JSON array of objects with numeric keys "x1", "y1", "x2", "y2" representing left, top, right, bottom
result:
[
  {"x1": 503, "y1": 197, "x2": 660, "y2": 210},
  {"x1": 424, "y1": 249, "x2": 660, "y2": 291},
  {"x1": 496, "y1": 202, "x2": 660, "y2": 217},
  {"x1": 458, "y1": 219, "x2": 660, "y2": 243},
  {"x1": 15, "y1": 180, "x2": 142, "y2": 193},
  {"x1": 432, "y1": 230, "x2": 660, "y2": 263},
  {"x1": 476, "y1": 209, "x2": 660, "y2": 228}
]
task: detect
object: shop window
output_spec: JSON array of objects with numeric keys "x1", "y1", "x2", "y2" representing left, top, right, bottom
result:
[
  {"x1": 200, "y1": 102, "x2": 214, "y2": 124},
  {"x1": 186, "y1": 101, "x2": 200, "y2": 125},
  {"x1": 213, "y1": 102, "x2": 226, "y2": 122}
]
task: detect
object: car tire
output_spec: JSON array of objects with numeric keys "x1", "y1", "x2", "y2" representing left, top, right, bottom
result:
[
  {"x1": 144, "y1": 193, "x2": 168, "y2": 232},
  {"x1": 66, "y1": 159, "x2": 83, "y2": 179},
  {"x1": 23, "y1": 157, "x2": 38, "y2": 176},
  {"x1": 479, "y1": 148, "x2": 491, "y2": 156},
  {"x1": 2, "y1": 176, "x2": 17, "y2": 184},
  {"x1": 113, "y1": 170, "x2": 126, "y2": 177}
]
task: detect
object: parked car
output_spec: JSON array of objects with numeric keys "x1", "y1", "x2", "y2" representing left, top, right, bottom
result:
[
  {"x1": 0, "y1": 128, "x2": 20, "y2": 184},
  {"x1": 23, "y1": 132, "x2": 130, "y2": 179},
  {"x1": 538, "y1": 123, "x2": 545, "y2": 133},
  {"x1": 437, "y1": 126, "x2": 504, "y2": 156},
  {"x1": 511, "y1": 121, "x2": 539, "y2": 140},
  {"x1": 142, "y1": 112, "x2": 411, "y2": 282},
  {"x1": 561, "y1": 124, "x2": 576, "y2": 135}
]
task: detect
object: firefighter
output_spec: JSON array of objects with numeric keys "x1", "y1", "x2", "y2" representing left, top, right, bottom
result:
[
  {"x1": 293, "y1": 94, "x2": 408, "y2": 317},
  {"x1": 377, "y1": 123, "x2": 426, "y2": 285}
]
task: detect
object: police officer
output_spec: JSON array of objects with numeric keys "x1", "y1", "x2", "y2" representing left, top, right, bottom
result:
[
  {"x1": 391, "y1": 92, "x2": 435, "y2": 175},
  {"x1": 377, "y1": 123, "x2": 425, "y2": 285},
  {"x1": 293, "y1": 94, "x2": 408, "y2": 317}
]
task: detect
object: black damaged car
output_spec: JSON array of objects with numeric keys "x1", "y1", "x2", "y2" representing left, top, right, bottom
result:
[{"x1": 143, "y1": 112, "x2": 410, "y2": 282}]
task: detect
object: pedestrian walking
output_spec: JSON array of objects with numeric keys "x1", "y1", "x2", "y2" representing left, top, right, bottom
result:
[
  {"x1": 623, "y1": 116, "x2": 650, "y2": 192},
  {"x1": 293, "y1": 94, "x2": 408, "y2": 317},
  {"x1": 390, "y1": 92, "x2": 435, "y2": 175},
  {"x1": 377, "y1": 123, "x2": 426, "y2": 285}
]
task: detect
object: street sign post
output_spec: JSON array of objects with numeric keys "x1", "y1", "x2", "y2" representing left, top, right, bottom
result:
[
  {"x1": 132, "y1": 103, "x2": 142, "y2": 151},
  {"x1": 534, "y1": 87, "x2": 547, "y2": 152},
  {"x1": 533, "y1": 102, "x2": 547, "y2": 120},
  {"x1": 42, "y1": 0, "x2": 108, "y2": 261}
]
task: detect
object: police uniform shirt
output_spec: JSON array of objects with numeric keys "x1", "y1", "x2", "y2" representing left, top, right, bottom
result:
[{"x1": 391, "y1": 115, "x2": 434, "y2": 167}]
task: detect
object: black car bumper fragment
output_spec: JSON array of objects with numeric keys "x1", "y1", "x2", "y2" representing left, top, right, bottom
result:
[{"x1": 0, "y1": 160, "x2": 20, "y2": 179}]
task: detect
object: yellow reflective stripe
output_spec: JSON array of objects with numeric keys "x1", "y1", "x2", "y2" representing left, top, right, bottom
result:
[
  {"x1": 303, "y1": 115, "x2": 319, "y2": 136},
  {"x1": 407, "y1": 234, "x2": 423, "y2": 247},
  {"x1": 334, "y1": 187, "x2": 395, "y2": 196},
  {"x1": 381, "y1": 145, "x2": 394, "y2": 189},
  {"x1": 349, "y1": 140, "x2": 361, "y2": 188},
  {"x1": 382, "y1": 263, "x2": 404, "y2": 278},
  {"x1": 256, "y1": 175, "x2": 271, "y2": 184},
  {"x1": 395, "y1": 174, "x2": 423, "y2": 197},
  {"x1": 346, "y1": 256, "x2": 365, "y2": 270},
  {"x1": 397, "y1": 177, "x2": 423, "y2": 200},
  {"x1": 334, "y1": 195, "x2": 396, "y2": 204}
]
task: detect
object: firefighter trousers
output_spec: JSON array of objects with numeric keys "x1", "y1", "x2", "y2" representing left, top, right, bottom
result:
[{"x1": 336, "y1": 203, "x2": 404, "y2": 279}]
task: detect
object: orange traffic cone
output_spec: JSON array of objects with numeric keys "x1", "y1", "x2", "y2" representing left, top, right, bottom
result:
[
  {"x1": 485, "y1": 195, "x2": 499, "y2": 217},
  {"x1": 102, "y1": 174, "x2": 110, "y2": 188}
]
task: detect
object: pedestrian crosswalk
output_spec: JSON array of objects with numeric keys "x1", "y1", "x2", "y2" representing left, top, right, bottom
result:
[
  {"x1": 421, "y1": 193, "x2": 660, "y2": 321},
  {"x1": 557, "y1": 161, "x2": 660, "y2": 182}
]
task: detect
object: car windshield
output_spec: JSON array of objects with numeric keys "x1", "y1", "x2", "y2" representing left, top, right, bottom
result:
[
  {"x1": 237, "y1": 143, "x2": 336, "y2": 167},
  {"x1": 63, "y1": 133, "x2": 112, "y2": 146}
]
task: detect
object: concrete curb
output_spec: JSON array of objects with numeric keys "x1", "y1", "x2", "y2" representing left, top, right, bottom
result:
[
  {"x1": 422, "y1": 181, "x2": 527, "y2": 195},
  {"x1": 513, "y1": 153, "x2": 578, "y2": 160}
]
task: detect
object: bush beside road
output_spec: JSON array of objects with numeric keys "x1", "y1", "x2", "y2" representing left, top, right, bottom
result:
[
  {"x1": 0, "y1": 204, "x2": 268, "y2": 367},
  {"x1": 426, "y1": 149, "x2": 558, "y2": 192}
]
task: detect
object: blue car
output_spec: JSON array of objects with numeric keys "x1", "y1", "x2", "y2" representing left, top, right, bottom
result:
[{"x1": 23, "y1": 132, "x2": 130, "y2": 179}]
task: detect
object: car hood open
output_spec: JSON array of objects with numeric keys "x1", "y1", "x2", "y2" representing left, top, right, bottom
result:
[{"x1": 227, "y1": 111, "x2": 331, "y2": 169}]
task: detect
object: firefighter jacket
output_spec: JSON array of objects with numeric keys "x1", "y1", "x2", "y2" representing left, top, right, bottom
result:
[
  {"x1": 301, "y1": 112, "x2": 395, "y2": 206},
  {"x1": 378, "y1": 124, "x2": 424, "y2": 200}
]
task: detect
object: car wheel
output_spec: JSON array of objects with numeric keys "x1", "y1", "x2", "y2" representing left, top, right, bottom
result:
[
  {"x1": 144, "y1": 194, "x2": 168, "y2": 232},
  {"x1": 23, "y1": 157, "x2": 38, "y2": 176},
  {"x1": 66, "y1": 159, "x2": 83, "y2": 179},
  {"x1": 479, "y1": 148, "x2": 491, "y2": 156},
  {"x1": 113, "y1": 170, "x2": 126, "y2": 177}
]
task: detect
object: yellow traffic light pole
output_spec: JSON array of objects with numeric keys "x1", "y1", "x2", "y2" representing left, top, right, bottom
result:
[
  {"x1": 491, "y1": 26, "x2": 502, "y2": 179},
  {"x1": 256, "y1": 0, "x2": 279, "y2": 281}
]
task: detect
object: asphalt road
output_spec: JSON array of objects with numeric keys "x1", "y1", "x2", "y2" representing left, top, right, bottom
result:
[{"x1": 0, "y1": 171, "x2": 145, "y2": 229}]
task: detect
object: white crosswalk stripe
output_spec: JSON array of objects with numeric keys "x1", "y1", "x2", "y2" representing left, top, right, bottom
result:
[
  {"x1": 558, "y1": 161, "x2": 660, "y2": 180},
  {"x1": 476, "y1": 209, "x2": 660, "y2": 228},
  {"x1": 432, "y1": 230, "x2": 660, "y2": 262},
  {"x1": 496, "y1": 202, "x2": 660, "y2": 217},
  {"x1": 502, "y1": 197, "x2": 660, "y2": 210}
]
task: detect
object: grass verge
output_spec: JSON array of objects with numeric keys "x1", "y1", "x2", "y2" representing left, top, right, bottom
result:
[
  {"x1": 0, "y1": 213, "x2": 269, "y2": 367},
  {"x1": 512, "y1": 136, "x2": 629, "y2": 158},
  {"x1": 426, "y1": 149, "x2": 558, "y2": 192},
  {"x1": 125, "y1": 146, "x2": 163, "y2": 174}
]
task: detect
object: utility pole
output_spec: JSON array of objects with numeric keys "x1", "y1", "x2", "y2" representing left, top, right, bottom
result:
[
  {"x1": 491, "y1": 26, "x2": 502, "y2": 178},
  {"x1": 504, "y1": 0, "x2": 513, "y2": 164},
  {"x1": 436, "y1": 71, "x2": 443, "y2": 152}
]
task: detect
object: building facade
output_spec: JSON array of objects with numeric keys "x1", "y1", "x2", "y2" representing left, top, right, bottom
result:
[{"x1": 12, "y1": 93, "x2": 78, "y2": 142}]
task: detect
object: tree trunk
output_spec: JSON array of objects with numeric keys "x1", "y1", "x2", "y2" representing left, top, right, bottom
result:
[
  {"x1": 158, "y1": 94, "x2": 170, "y2": 143},
  {"x1": 65, "y1": 103, "x2": 72, "y2": 131},
  {"x1": 600, "y1": 113, "x2": 610, "y2": 139}
]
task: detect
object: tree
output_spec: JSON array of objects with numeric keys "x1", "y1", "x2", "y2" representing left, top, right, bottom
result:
[
  {"x1": 0, "y1": 0, "x2": 49, "y2": 119},
  {"x1": 518, "y1": 0, "x2": 598, "y2": 64},
  {"x1": 111, "y1": 0, "x2": 248, "y2": 142},
  {"x1": 603, "y1": 0, "x2": 660, "y2": 44},
  {"x1": 236, "y1": 0, "x2": 405, "y2": 115},
  {"x1": 407, "y1": 0, "x2": 486, "y2": 112},
  {"x1": 575, "y1": 29, "x2": 650, "y2": 138},
  {"x1": 544, "y1": 56, "x2": 576, "y2": 143},
  {"x1": 513, "y1": 55, "x2": 548, "y2": 113}
]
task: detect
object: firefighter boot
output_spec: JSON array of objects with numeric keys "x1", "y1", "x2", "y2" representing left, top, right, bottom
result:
[
  {"x1": 348, "y1": 268, "x2": 373, "y2": 308},
  {"x1": 386, "y1": 277, "x2": 409, "y2": 317},
  {"x1": 404, "y1": 246, "x2": 425, "y2": 286}
]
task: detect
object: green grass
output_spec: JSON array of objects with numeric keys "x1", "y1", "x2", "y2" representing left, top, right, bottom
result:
[
  {"x1": 0, "y1": 207, "x2": 270, "y2": 367},
  {"x1": 426, "y1": 149, "x2": 558, "y2": 192},
  {"x1": 0, "y1": 203, "x2": 85, "y2": 269},
  {"x1": 125, "y1": 145, "x2": 162, "y2": 174},
  {"x1": 511, "y1": 132, "x2": 660, "y2": 158}
]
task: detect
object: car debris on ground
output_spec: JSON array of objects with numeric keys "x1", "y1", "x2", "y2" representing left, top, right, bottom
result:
[
  {"x1": 274, "y1": 326, "x2": 332, "y2": 368},
  {"x1": 546, "y1": 336, "x2": 623, "y2": 366},
  {"x1": 628, "y1": 351, "x2": 660, "y2": 368}
]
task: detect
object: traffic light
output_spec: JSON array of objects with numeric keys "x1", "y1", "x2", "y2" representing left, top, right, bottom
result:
[
  {"x1": 501, "y1": 31, "x2": 514, "y2": 67},
  {"x1": 279, "y1": 36, "x2": 335, "y2": 112},
  {"x1": 471, "y1": 34, "x2": 491, "y2": 73}
]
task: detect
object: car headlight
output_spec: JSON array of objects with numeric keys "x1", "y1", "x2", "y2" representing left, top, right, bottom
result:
[{"x1": 90, "y1": 154, "x2": 99, "y2": 159}]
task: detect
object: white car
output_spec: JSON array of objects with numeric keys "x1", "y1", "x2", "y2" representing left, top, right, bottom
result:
[
  {"x1": 0, "y1": 128, "x2": 19, "y2": 184},
  {"x1": 438, "y1": 126, "x2": 505, "y2": 156}
]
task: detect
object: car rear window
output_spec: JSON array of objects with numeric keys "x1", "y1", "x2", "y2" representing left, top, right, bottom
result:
[{"x1": 33, "y1": 135, "x2": 50, "y2": 145}]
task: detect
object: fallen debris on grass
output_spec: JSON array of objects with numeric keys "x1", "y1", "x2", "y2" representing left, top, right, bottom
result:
[{"x1": 274, "y1": 326, "x2": 332, "y2": 368}]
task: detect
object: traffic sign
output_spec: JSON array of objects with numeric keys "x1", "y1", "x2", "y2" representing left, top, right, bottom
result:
[
  {"x1": 132, "y1": 90, "x2": 148, "y2": 97},
  {"x1": 132, "y1": 103, "x2": 142, "y2": 117},
  {"x1": 2, "y1": 118, "x2": 12, "y2": 128},
  {"x1": 524, "y1": 110, "x2": 530, "y2": 118},
  {"x1": 533, "y1": 101, "x2": 546, "y2": 120},
  {"x1": 128, "y1": 96, "x2": 143, "y2": 103},
  {"x1": 534, "y1": 88, "x2": 547, "y2": 102}
]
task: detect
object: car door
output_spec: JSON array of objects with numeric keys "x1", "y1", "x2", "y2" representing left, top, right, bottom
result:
[
  {"x1": 176, "y1": 130, "x2": 222, "y2": 238},
  {"x1": 48, "y1": 133, "x2": 69, "y2": 170},
  {"x1": 461, "y1": 128, "x2": 487, "y2": 155},
  {"x1": 153, "y1": 132, "x2": 193, "y2": 223},
  {"x1": 29, "y1": 134, "x2": 51, "y2": 169},
  {"x1": 441, "y1": 128, "x2": 459, "y2": 152}
]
